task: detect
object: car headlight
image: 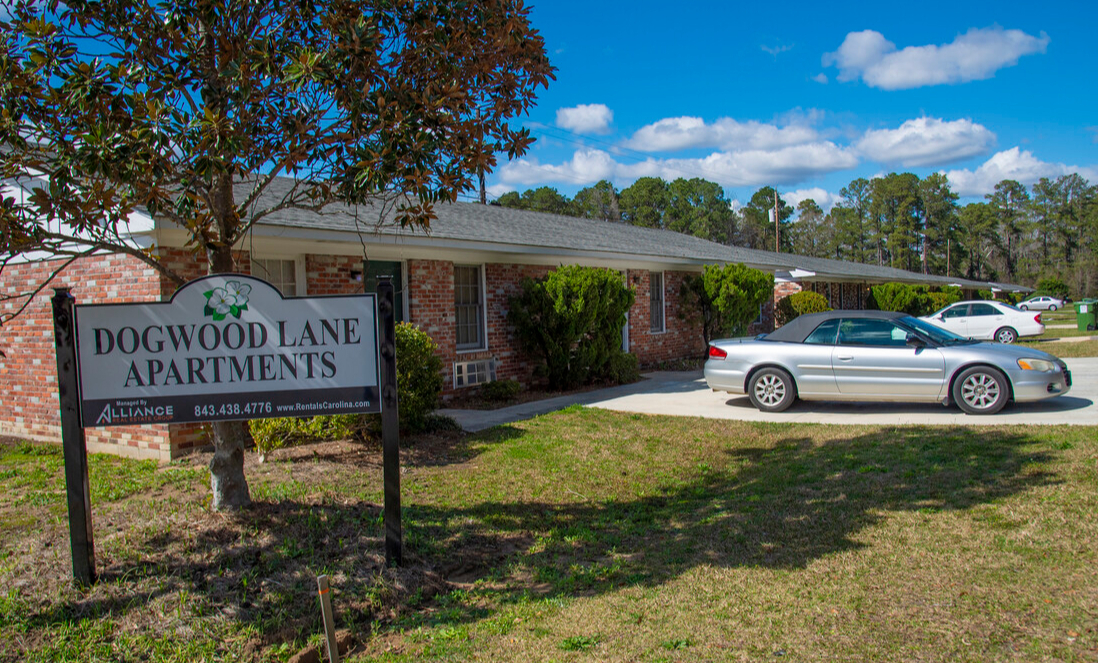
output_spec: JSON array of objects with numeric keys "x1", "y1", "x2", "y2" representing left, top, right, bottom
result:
[{"x1": 1017, "y1": 358, "x2": 1057, "y2": 372}]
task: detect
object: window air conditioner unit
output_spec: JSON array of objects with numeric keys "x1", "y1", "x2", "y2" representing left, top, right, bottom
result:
[{"x1": 454, "y1": 359, "x2": 496, "y2": 388}]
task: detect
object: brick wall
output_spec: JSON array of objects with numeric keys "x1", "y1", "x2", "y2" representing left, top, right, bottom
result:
[
  {"x1": 625, "y1": 270, "x2": 704, "y2": 367},
  {"x1": 408, "y1": 262, "x2": 705, "y2": 393},
  {"x1": 771, "y1": 282, "x2": 803, "y2": 329},
  {"x1": 408, "y1": 260, "x2": 555, "y2": 393},
  {"x1": 484, "y1": 263, "x2": 552, "y2": 386},
  {"x1": 306, "y1": 255, "x2": 362, "y2": 295},
  {"x1": 0, "y1": 254, "x2": 183, "y2": 460}
]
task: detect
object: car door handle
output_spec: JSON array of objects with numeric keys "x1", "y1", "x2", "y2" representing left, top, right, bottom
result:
[{"x1": 836, "y1": 355, "x2": 853, "y2": 361}]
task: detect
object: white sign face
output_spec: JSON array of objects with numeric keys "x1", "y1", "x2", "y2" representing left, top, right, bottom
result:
[{"x1": 74, "y1": 274, "x2": 380, "y2": 427}]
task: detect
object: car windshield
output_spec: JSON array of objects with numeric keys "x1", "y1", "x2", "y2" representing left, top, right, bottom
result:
[{"x1": 898, "y1": 316, "x2": 978, "y2": 345}]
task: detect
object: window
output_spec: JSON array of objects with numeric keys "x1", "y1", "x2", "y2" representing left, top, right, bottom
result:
[
  {"x1": 252, "y1": 258, "x2": 299, "y2": 296},
  {"x1": 804, "y1": 319, "x2": 840, "y2": 345},
  {"x1": 454, "y1": 265, "x2": 485, "y2": 350},
  {"x1": 969, "y1": 303, "x2": 999, "y2": 317},
  {"x1": 942, "y1": 305, "x2": 969, "y2": 319},
  {"x1": 837, "y1": 319, "x2": 910, "y2": 347},
  {"x1": 649, "y1": 272, "x2": 665, "y2": 333}
]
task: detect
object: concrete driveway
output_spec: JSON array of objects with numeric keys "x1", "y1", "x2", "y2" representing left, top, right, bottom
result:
[
  {"x1": 442, "y1": 357, "x2": 1098, "y2": 431},
  {"x1": 589, "y1": 357, "x2": 1098, "y2": 426}
]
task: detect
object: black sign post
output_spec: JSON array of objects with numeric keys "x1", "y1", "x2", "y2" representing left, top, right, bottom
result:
[
  {"x1": 52, "y1": 289, "x2": 97, "y2": 586},
  {"x1": 376, "y1": 276, "x2": 403, "y2": 567}
]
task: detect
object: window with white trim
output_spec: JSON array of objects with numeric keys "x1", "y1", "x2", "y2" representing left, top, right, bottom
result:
[
  {"x1": 649, "y1": 271, "x2": 665, "y2": 333},
  {"x1": 252, "y1": 258, "x2": 300, "y2": 296},
  {"x1": 455, "y1": 265, "x2": 485, "y2": 350}
]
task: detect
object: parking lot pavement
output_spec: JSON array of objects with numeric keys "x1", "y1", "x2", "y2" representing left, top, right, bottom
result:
[{"x1": 587, "y1": 357, "x2": 1098, "y2": 427}]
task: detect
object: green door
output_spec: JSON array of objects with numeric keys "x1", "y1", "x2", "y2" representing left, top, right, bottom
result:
[{"x1": 364, "y1": 260, "x2": 404, "y2": 323}]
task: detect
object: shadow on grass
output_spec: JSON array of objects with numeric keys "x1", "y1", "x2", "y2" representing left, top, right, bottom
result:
[
  {"x1": 7, "y1": 422, "x2": 1055, "y2": 657},
  {"x1": 403, "y1": 424, "x2": 1055, "y2": 610}
]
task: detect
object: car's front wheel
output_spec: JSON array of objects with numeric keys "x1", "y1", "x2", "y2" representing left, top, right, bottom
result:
[
  {"x1": 994, "y1": 326, "x2": 1018, "y2": 344},
  {"x1": 953, "y1": 366, "x2": 1009, "y2": 414},
  {"x1": 1049, "y1": 304, "x2": 1059, "y2": 311},
  {"x1": 748, "y1": 367, "x2": 796, "y2": 412}
]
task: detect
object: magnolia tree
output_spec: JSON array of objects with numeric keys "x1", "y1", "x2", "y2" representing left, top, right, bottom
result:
[{"x1": 0, "y1": 0, "x2": 553, "y2": 509}]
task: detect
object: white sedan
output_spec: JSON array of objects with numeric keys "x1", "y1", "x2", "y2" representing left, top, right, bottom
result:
[
  {"x1": 1018, "y1": 295, "x2": 1065, "y2": 311},
  {"x1": 920, "y1": 300, "x2": 1044, "y2": 344}
]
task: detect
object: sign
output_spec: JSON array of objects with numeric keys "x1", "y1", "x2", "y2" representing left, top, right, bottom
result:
[{"x1": 74, "y1": 274, "x2": 380, "y2": 427}]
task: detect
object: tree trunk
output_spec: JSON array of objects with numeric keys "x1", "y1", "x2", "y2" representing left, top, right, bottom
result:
[
  {"x1": 209, "y1": 420, "x2": 252, "y2": 510},
  {"x1": 205, "y1": 173, "x2": 251, "y2": 510}
]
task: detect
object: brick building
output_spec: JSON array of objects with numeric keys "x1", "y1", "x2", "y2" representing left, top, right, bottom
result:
[{"x1": 1, "y1": 178, "x2": 1023, "y2": 460}]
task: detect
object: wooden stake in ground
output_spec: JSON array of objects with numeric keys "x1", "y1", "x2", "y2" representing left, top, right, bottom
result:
[{"x1": 317, "y1": 575, "x2": 340, "y2": 663}]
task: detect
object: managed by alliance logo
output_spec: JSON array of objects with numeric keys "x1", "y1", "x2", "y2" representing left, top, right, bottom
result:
[{"x1": 203, "y1": 280, "x2": 252, "y2": 321}]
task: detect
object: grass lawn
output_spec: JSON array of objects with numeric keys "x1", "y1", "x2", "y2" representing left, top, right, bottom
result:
[
  {"x1": 1020, "y1": 339, "x2": 1098, "y2": 358},
  {"x1": 1, "y1": 411, "x2": 1097, "y2": 662}
]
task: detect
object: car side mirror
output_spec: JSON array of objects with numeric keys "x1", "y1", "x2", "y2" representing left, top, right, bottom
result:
[{"x1": 938, "y1": 314, "x2": 946, "y2": 321}]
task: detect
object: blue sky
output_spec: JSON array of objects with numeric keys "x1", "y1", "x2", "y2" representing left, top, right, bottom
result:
[{"x1": 479, "y1": 0, "x2": 1098, "y2": 211}]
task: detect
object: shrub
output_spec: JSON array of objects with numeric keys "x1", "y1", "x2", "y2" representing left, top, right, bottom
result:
[
  {"x1": 250, "y1": 414, "x2": 361, "y2": 462},
  {"x1": 606, "y1": 351, "x2": 640, "y2": 384},
  {"x1": 926, "y1": 286, "x2": 963, "y2": 313},
  {"x1": 870, "y1": 282, "x2": 926, "y2": 315},
  {"x1": 1036, "y1": 277, "x2": 1070, "y2": 299},
  {"x1": 392, "y1": 322, "x2": 444, "y2": 432},
  {"x1": 681, "y1": 263, "x2": 774, "y2": 353},
  {"x1": 481, "y1": 379, "x2": 522, "y2": 402},
  {"x1": 508, "y1": 265, "x2": 634, "y2": 390},
  {"x1": 248, "y1": 323, "x2": 443, "y2": 458},
  {"x1": 775, "y1": 290, "x2": 831, "y2": 326}
]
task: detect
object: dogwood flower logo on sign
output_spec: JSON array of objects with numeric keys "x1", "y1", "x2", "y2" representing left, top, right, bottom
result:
[{"x1": 202, "y1": 281, "x2": 252, "y2": 321}]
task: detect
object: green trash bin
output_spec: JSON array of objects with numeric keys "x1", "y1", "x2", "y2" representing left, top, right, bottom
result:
[{"x1": 1075, "y1": 299, "x2": 1097, "y2": 331}]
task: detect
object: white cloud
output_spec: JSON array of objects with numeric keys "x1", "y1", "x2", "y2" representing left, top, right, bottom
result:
[
  {"x1": 497, "y1": 143, "x2": 858, "y2": 189},
  {"x1": 555, "y1": 104, "x2": 614, "y2": 134},
  {"x1": 812, "y1": 73, "x2": 828, "y2": 84},
  {"x1": 624, "y1": 116, "x2": 819, "y2": 152},
  {"x1": 856, "y1": 117, "x2": 996, "y2": 167},
  {"x1": 783, "y1": 188, "x2": 843, "y2": 212},
  {"x1": 497, "y1": 148, "x2": 618, "y2": 187},
  {"x1": 944, "y1": 147, "x2": 1098, "y2": 196},
  {"x1": 486, "y1": 183, "x2": 514, "y2": 199},
  {"x1": 823, "y1": 27, "x2": 1049, "y2": 90},
  {"x1": 762, "y1": 43, "x2": 794, "y2": 57}
]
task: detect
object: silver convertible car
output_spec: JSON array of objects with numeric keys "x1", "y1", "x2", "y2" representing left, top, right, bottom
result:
[{"x1": 704, "y1": 310, "x2": 1071, "y2": 415}]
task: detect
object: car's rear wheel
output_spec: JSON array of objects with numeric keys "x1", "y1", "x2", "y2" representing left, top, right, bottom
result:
[
  {"x1": 748, "y1": 367, "x2": 796, "y2": 412},
  {"x1": 953, "y1": 366, "x2": 1009, "y2": 415},
  {"x1": 994, "y1": 326, "x2": 1018, "y2": 344}
]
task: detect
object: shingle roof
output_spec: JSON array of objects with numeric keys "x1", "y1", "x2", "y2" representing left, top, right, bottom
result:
[{"x1": 242, "y1": 177, "x2": 1030, "y2": 292}]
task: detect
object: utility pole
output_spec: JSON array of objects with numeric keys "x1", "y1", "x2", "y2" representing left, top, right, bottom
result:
[
  {"x1": 773, "y1": 189, "x2": 779, "y2": 253},
  {"x1": 922, "y1": 232, "x2": 928, "y2": 274}
]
